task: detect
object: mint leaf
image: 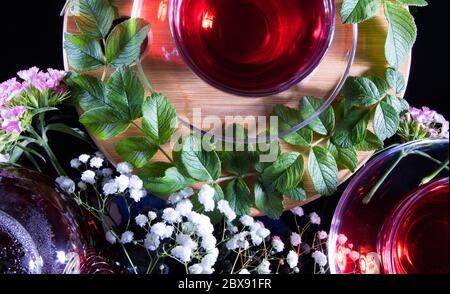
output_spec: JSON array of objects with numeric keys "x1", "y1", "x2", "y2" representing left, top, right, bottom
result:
[
  {"x1": 384, "y1": 1, "x2": 417, "y2": 68},
  {"x1": 344, "y1": 76, "x2": 384, "y2": 107},
  {"x1": 72, "y1": 75, "x2": 109, "y2": 110},
  {"x1": 386, "y1": 68, "x2": 406, "y2": 94},
  {"x1": 397, "y1": 0, "x2": 428, "y2": 7},
  {"x1": 308, "y1": 146, "x2": 338, "y2": 196},
  {"x1": 106, "y1": 18, "x2": 150, "y2": 67},
  {"x1": 369, "y1": 76, "x2": 388, "y2": 98},
  {"x1": 386, "y1": 94, "x2": 409, "y2": 114},
  {"x1": 220, "y1": 124, "x2": 255, "y2": 176},
  {"x1": 299, "y1": 96, "x2": 335, "y2": 135},
  {"x1": 332, "y1": 109, "x2": 371, "y2": 148},
  {"x1": 74, "y1": 0, "x2": 114, "y2": 38},
  {"x1": 261, "y1": 152, "x2": 305, "y2": 193},
  {"x1": 107, "y1": 66, "x2": 145, "y2": 120},
  {"x1": 225, "y1": 178, "x2": 253, "y2": 216},
  {"x1": 355, "y1": 131, "x2": 384, "y2": 151},
  {"x1": 340, "y1": 0, "x2": 381, "y2": 24},
  {"x1": 327, "y1": 142, "x2": 358, "y2": 172},
  {"x1": 254, "y1": 181, "x2": 284, "y2": 219},
  {"x1": 142, "y1": 93, "x2": 177, "y2": 146},
  {"x1": 374, "y1": 101, "x2": 400, "y2": 141},
  {"x1": 140, "y1": 162, "x2": 195, "y2": 196},
  {"x1": 284, "y1": 185, "x2": 307, "y2": 201},
  {"x1": 116, "y1": 137, "x2": 158, "y2": 168},
  {"x1": 180, "y1": 136, "x2": 221, "y2": 182},
  {"x1": 64, "y1": 33, "x2": 104, "y2": 71},
  {"x1": 79, "y1": 106, "x2": 130, "y2": 140},
  {"x1": 273, "y1": 105, "x2": 313, "y2": 147}
]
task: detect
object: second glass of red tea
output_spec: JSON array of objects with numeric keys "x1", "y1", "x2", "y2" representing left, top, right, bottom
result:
[{"x1": 169, "y1": 0, "x2": 336, "y2": 96}]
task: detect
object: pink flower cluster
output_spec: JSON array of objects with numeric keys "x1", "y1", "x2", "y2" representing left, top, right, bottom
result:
[
  {"x1": 0, "y1": 67, "x2": 67, "y2": 135},
  {"x1": 406, "y1": 106, "x2": 449, "y2": 139}
]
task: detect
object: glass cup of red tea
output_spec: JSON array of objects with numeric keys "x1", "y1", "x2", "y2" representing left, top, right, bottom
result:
[{"x1": 169, "y1": 0, "x2": 336, "y2": 97}]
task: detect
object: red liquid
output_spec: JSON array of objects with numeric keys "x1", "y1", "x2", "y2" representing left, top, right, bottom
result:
[
  {"x1": 171, "y1": 0, "x2": 334, "y2": 95},
  {"x1": 379, "y1": 179, "x2": 449, "y2": 274}
]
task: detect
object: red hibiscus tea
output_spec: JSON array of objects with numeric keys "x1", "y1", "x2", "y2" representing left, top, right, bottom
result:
[{"x1": 170, "y1": 0, "x2": 335, "y2": 96}]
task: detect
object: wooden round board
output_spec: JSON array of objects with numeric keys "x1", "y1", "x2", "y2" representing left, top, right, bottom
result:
[{"x1": 63, "y1": 1, "x2": 411, "y2": 214}]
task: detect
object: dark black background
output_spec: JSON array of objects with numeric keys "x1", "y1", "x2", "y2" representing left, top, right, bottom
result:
[{"x1": 0, "y1": 0, "x2": 448, "y2": 229}]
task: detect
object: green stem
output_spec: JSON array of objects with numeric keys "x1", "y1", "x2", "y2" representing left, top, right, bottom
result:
[
  {"x1": 131, "y1": 121, "x2": 174, "y2": 163},
  {"x1": 136, "y1": 59, "x2": 155, "y2": 94},
  {"x1": 420, "y1": 158, "x2": 449, "y2": 186},
  {"x1": 120, "y1": 243, "x2": 139, "y2": 274},
  {"x1": 38, "y1": 113, "x2": 67, "y2": 176},
  {"x1": 362, "y1": 151, "x2": 408, "y2": 205}
]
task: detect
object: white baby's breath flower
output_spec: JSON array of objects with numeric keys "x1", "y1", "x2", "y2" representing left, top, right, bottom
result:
[
  {"x1": 290, "y1": 232, "x2": 302, "y2": 247},
  {"x1": 240, "y1": 215, "x2": 254, "y2": 227},
  {"x1": 128, "y1": 175, "x2": 144, "y2": 190},
  {"x1": 217, "y1": 200, "x2": 236, "y2": 221},
  {"x1": 202, "y1": 267, "x2": 215, "y2": 274},
  {"x1": 101, "y1": 168, "x2": 113, "y2": 178},
  {"x1": 201, "y1": 248, "x2": 219, "y2": 268},
  {"x1": 162, "y1": 208, "x2": 182, "y2": 224},
  {"x1": 130, "y1": 188, "x2": 146, "y2": 203},
  {"x1": 78, "y1": 154, "x2": 90, "y2": 163},
  {"x1": 226, "y1": 232, "x2": 250, "y2": 250},
  {"x1": 188, "y1": 264, "x2": 203, "y2": 275},
  {"x1": 290, "y1": 207, "x2": 304, "y2": 217},
  {"x1": 272, "y1": 237, "x2": 285, "y2": 253},
  {"x1": 179, "y1": 187, "x2": 195, "y2": 198},
  {"x1": 198, "y1": 184, "x2": 216, "y2": 212},
  {"x1": 287, "y1": 251, "x2": 299, "y2": 269},
  {"x1": 135, "y1": 214, "x2": 149, "y2": 228},
  {"x1": 95, "y1": 151, "x2": 105, "y2": 159},
  {"x1": 144, "y1": 233, "x2": 160, "y2": 251},
  {"x1": 117, "y1": 162, "x2": 133, "y2": 175},
  {"x1": 115, "y1": 175, "x2": 130, "y2": 193},
  {"x1": 239, "y1": 269, "x2": 251, "y2": 274},
  {"x1": 250, "y1": 232, "x2": 263, "y2": 246},
  {"x1": 90, "y1": 157, "x2": 104, "y2": 169},
  {"x1": 175, "y1": 199, "x2": 193, "y2": 216},
  {"x1": 338, "y1": 234, "x2": 348, "y2": 245},
  {"x1": 105, "y1": 231, "x2": 116, "y2": 244},
  {"x1": 56, "y1": 176, "x2": 75, "y2": 194},
  {"x1": 121, "y1": 231, "x2": 134, "y2": 244},
  {"x1": 103, "y1": 180, "x2": 118, "y2": 196},
  {"x1": 312, "y1": 251, "x2": 328, "y2": 267},
  {"x1": 148, "y1": 211, "x2": 157, "y2": 221},
  {"x1": 81, "y1": 170, "x2": 96, "y2": 185},
  {"x1": 168, "y1": 192, "x2": 183, "y2": 204},
  {"x1": 309, "y1": 212, "x2": 321, "y2": 225},
  {"x1": 201, "y1": 235, "x2": 217, "y2": 251},
  {"x1": 257, "y1": 227, "x2": 271, "y2": 239},
  {"x1": 171, "y1": 246, "x2": 192, "y2": 263},
  {"x1": 77, "y1": 181, "x2": 87, "y2": 191},
  {"x1": 319, "y1": 231, "x2": 328, "y2": 240},
  {"x1": 70, "y1": 158, "x2": 82, "y2": 169},
  {"x1": 181, "y1": 222, "x2": 196, "y2": 235},
  {"x1": 151, "y1": 222, "x2": 174, "y2": 239},
  {"x1": 176, "y1": 234, "x2": 198, "y2": 251},
  {"x1": 257, "y1": 259, "x2": 271, "y2": 274}
]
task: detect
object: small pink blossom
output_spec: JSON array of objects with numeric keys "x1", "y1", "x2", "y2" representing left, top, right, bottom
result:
[
  {"x1": 338, "y1": 234, "x2": 348, "y2": 245},
  {"x1": 1, "y1": 106, "x2": 26, "y2": 134}
]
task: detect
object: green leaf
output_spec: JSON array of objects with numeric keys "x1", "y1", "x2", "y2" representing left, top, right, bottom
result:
[
  {"x1": 340, "y1": 0, "x2": 382, "y2": 24},
  {"x1": 374, "y1": 101, "x2": 400, "y2": 141},
  {"x1": 332, "y1": 109, "x2": 371, "y2": 148},
  {"x1": 386, "y1": 68, "x2": 406, "y2": 94},
  {"x1": 284, "y1": 185, "x2": 307, "y2": 201},
  {"x1": 254, "y1": 182, "x2": 284, "y2": 219},
  {"x1": 386, "y1": 94, "x2": 409, "y2": 114},
  {"x1": 72, "y1": 75, "x2": 109, "y2": 110},
  {"x1": 344, "y1": 76, "x2": 384, "y2": 107},
  {"x1": 225, "y1": 178, "x2": 253, "y2": 216},
  {"x1": 261, "y1": 152, "x2": 305, "y2": 193},
  {"x1": 273, "y1": 105, "x2": 313, "y2": 147},
  {"x1": 327, "y1": 142, "x2": 358, "y2": 172},
  {"x1": 397, "y1": 0, "x2": 428, "y2": 7},
  {"x1": 74, "y1": 0, "x2": 114, "y2": 38},
  {"x1": 116, "y1": 137, "x2": 158, "y2": 168},
  {"x1": 180, "y1": 136, "x2": 221, "y2": 182},
  {"x1": 355, "y1": 131, "x2": 384, "y2": 151},
  {"x1": 106, "y1": 18, "x2": 150, "y2": 67},
  {"x1": 46, "y1": 123, "x2": 91, "y2": 144},
  {"x1": 299, "y1": 96, "x2": 335, "y2": 135},
  {"x1": 140, "y1": 162, "x2": 195, "y2": 196},
  {"x1": 384, "y1": 1, "x2": 417, "y2": 68},
  {"x1": 107, "y1": 66, "x2": 145, "y2": 120},
  {"x1": 64, "y1": 33, "x2": 104, "y2": 71},
  {"x1": 79, "y1": 106, "x2": 130, "y2": 140},
  {"x1": 142, "y1": 93, "x2": 177, "y2": 146},
  {"x1": 308, "y1": 146, "x2": 338, "y2": 196},
  {"x1": 253, "y1": 139, "x2": 281, "y2": 173},
  {"x1": 369, "y1": 76, "x2": 388, "y2": 97}
]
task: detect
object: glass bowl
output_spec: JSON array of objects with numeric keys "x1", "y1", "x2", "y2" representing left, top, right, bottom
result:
[
  {"x1": 328, "y1": 139, "x2": 449, "y2": 274},
  {"x1": 131, "y1": 0, "x2": 357, "y2": 143}
]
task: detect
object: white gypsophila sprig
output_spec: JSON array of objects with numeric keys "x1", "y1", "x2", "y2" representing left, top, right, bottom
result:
[{"x1": 198, "y1": 184, "x2": 216, "y2": 212}]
